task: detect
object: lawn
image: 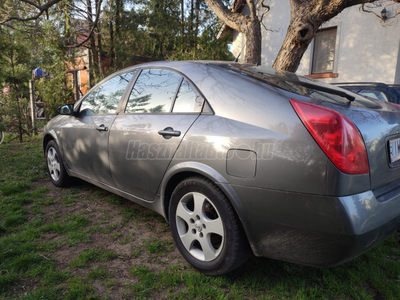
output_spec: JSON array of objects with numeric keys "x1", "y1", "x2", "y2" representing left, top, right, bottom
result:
[{"x1": 0, "y1": 136, "x2": 399, "y2": 299}]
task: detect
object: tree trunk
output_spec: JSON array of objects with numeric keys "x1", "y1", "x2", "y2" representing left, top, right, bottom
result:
[
  {"x1": 204, "y1": 0, "x2": 262, "y2": 64},
  {"x1": 97, "y1": 24, "x2": 104, "y2": 77},
  {"x1": 115, "y1": 0, "x2": 121, "y2": 36},
  {"x1": 190, "y1": 0, "x2": 194, "y2": 50},
  {"x1": 95, "y1": 0, "x2": 104, "y2": 77},
  {"x1": 180, "y1": 0, "x2": 184, "y2": 49},
  {"x1": 272, "y1": 17, "x2": 318, "y2": 72},
  {"x1": 18, "y1": 121, "x2": 23, "y2": 142},
  {"x1": 86, "y1": 0, "x2": 98, "y2": 84},
  {"x1": 17, "y1": 100, "x2": 23, "y2": 143},
  {"x1": 109, "y1": 10, "x2": 115, "y2": 70},
  {"x1": 244, "y1": 17, "x2": 261, "y2": 64},
  {"x1": 115, "y1": 0, "x2": 122, "y2": 68},
  {"x1": 272, "y1": 0, "x2": 400, "y2": 72},
  {"x1": 194, "y1": 0, "x2": 200, "y2": 58}
]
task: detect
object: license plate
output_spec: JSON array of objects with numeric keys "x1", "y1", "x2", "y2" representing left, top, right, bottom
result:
[{"x1": 389, "y1": 137, "x2": 400, "y2": 163}]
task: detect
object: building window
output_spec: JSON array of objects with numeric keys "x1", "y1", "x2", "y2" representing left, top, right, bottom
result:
[{"x1": 312, "y1": 27, "x2": 337, "y2": 74}]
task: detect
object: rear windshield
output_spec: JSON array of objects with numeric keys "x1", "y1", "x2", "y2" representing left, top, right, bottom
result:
[{"x1": 212, "y1": 63, "x2": 378, "y2": 108}]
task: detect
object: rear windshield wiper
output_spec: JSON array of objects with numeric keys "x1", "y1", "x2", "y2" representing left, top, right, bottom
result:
[{"x1": 286, "y1": 79, "x2": 356, "y2": 102}]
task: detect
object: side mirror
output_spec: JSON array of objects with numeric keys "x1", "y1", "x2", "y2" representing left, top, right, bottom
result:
[{"x1": 57, "y1": 104, "x2": 75, "y2": 115}]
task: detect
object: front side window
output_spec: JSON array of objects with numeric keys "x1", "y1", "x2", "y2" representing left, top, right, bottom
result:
[
  {"x1": 312, "y1": 27, "x2": 337, "y2": 74},
  {"x1": 125, "y1": 69, "x2": 182, "y2": 113},
  {"x1": 80, "y1": 71, "x2": 136, "y2": 115}
]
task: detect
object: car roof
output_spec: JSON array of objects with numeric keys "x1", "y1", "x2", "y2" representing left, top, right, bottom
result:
[{"x1": 121, "y1": 61, "x2": 366, "y2": 105}]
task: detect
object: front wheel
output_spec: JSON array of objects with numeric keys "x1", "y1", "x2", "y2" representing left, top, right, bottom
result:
[
  {"x1": 45, "y1": 140, "x2": 71, "y2": 187},
  {"x1": 169, "y1": 176, "x2": 250, "y2": 275},
  {"x1": 0, "y1": 131, "x2": 4, "y2": 145}
]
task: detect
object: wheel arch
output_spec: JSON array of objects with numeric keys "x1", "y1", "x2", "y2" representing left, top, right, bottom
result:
[
  {"x1": 160, "y1": 162, "x2": 250, "y2": 238},
  {"x1": 43, "y1": 130, "x2": 59, "y2": 154}
]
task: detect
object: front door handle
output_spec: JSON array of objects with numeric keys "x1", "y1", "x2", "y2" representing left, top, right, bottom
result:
[
  {"x1": 96, "y1": 124, "x2": 108, "y2": 132},
  {"x1": 158, "y1": 127, "x2": 181, "y2": 139}
]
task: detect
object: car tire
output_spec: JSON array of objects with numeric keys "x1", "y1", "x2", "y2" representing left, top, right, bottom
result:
[
  {"x1": 169, "y1": 176, "x2": 250, "y2": 275},
  {"x1": 45, "y1": 140, "x2": 71, "y2": 187}
]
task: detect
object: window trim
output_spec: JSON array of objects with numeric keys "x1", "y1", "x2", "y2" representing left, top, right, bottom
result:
[{"x1": 170, "y1": 77, "x2": 185, "y2": 113}]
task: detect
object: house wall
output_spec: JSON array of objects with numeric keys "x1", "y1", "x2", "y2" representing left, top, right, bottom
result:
[
  {"x1": 232, "y1": 1, "x2": 400, "y2": 84},
  {"x1": 232, "y1": 1, "x2": 290, "y2": 65},
  {"x1": 259, "y1": 0, "x2": 291, "y2": 68},
  {"x1": 298, "y1": 2, "x2": 400, "y2": 84}
]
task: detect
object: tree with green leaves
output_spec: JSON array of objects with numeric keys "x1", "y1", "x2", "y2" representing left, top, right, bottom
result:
[
  {"x1": 0, "y1": 14, "x2": 73, "y2": 142},
  {"x1": 0, "y1": 27, "x2": 32, "y2": 142},
  {"x1": 0, "y1": 0, "x2": 232, "y2": 129}
]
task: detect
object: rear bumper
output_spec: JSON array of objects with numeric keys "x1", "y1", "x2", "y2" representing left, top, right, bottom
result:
[{"x1": 230, "y1": 185, "x2": 400, "y2": 267}]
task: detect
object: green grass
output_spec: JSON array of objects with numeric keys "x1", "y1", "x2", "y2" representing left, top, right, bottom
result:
[
  {"x1": 142, "y1": 237, "x2": 174, "y2": 254},
  {"x1": 0, "y1": 181, "x2": 31, "y2": 196},
  {"x1": 1, "y1": 136, "x2": 400, "y2": 299},
  {"x1": 69, "y1": 248, "x2": 118, "y2": 268},
  {"x1": 88, "y1": 266, "x2": 110, "y2": 280}
]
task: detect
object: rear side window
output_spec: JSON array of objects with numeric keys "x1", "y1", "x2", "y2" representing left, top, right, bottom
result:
[
  {"x1": 125, "y1": 69, "x2": 182, "y2": 113},
  {"x1": 79, "y1": 71, "x2": 136, "y2": 115},
  {"x1": 172, "y1": 79, "x2": 203, "y2": 113}
]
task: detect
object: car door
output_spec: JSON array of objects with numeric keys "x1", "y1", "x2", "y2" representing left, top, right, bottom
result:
[
  {"x1": 61, "y1": 70, "x2": 136, "y2": 185},
  {"x1": 109, "y1": 68, "x2": 203, "y2": 201}
]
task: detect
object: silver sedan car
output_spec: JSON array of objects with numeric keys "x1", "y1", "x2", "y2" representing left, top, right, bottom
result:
[{"x1": 43, "y1": 61, "x2": 400, "y2": 275}]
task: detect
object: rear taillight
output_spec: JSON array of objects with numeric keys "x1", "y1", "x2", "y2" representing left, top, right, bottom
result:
[{"x1": 290, "y1": 99, "x2": 369, "y2": 174}]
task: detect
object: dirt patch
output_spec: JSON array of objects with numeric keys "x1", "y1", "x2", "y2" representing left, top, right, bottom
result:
[{"x1": 31, "y1": 178, "x2": 187, "y2": 298}]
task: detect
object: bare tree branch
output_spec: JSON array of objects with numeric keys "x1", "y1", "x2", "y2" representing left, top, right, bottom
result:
[
  {"x1": 0, "y1": 0, "x2": 64, "y2": 24},
  {"x1": 65, "y1": 0, "x2": 103, "y2": 48},
  {"x1": 246, "y1": 0, "x2": 257, "y2": 20},
  {"x1": 259, "y1": 1, "x2": 270, "y2": 23},
  {"x1": 204, "y1": 0, "x2": 250, "y2": 33}
]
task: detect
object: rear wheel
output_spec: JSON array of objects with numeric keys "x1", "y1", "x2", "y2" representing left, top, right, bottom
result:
[
  {"x1": 169, "y1": 176, "x2": 249, "y2": 275},
  {"x1": 45, "y1": 140, "x2": 71, "y2": 187},
  {"x1": 0, "y1": 131, "x2": 4, "y2": 145}
]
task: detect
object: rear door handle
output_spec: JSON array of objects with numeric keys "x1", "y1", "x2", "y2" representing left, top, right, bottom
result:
[
  {"x1": 96, "y1": 124, "x2": 108, "y2": 132},
  {"x1": 158, "y1": 127, "x2": 181, "y2": 139}
]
